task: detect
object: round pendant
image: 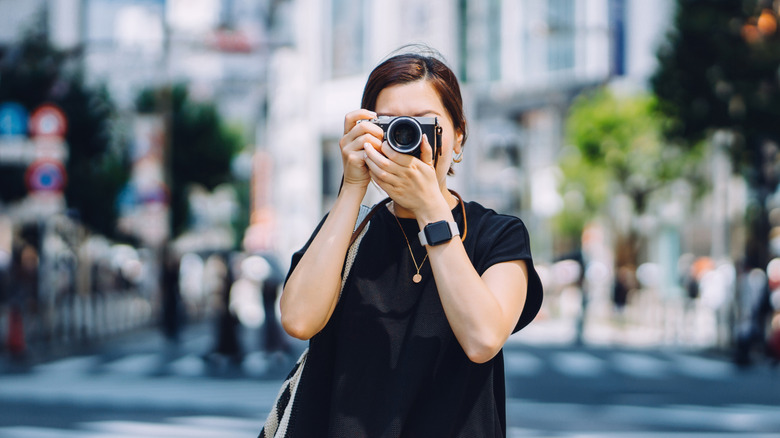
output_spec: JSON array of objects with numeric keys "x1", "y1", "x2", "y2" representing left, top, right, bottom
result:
[{"x1": 413, "y1": 273, "x2": 422, "y2": 283}]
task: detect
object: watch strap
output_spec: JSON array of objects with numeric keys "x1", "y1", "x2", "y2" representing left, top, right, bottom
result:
[{"x1": 418, "y1": 220, "x2": 460, "y2": 246}]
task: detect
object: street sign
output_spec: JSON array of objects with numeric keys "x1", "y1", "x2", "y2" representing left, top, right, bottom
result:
[
  {"x1": 25, "y1": 159, "x2": 67, "y2": 192},
  {"x1": 29, "y1": 104, "x2": 68, "y2": 138},
  {"x1": 0, "y1": 138, "x2": 68, "y2": 165},
  {"x1": 0, "y1": 102, "x2": 28, "y2": 137}
]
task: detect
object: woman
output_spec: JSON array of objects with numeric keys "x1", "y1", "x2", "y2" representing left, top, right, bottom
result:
[{"x1": 279, "y1": 48, "x2": 543, "y2": 437}]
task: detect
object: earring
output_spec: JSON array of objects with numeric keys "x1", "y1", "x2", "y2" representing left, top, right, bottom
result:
[{"x1": 453, "y1": 151, "x2": 463, "y2": 163}]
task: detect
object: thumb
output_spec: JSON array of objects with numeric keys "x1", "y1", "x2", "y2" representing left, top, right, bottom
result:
[{"x1": 420, "y1": 134, "x2": 434, "y2": 167}]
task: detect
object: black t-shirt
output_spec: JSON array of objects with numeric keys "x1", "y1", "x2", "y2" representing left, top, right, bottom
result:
[{"x1": 284, "y1": 200, "x2": 543, "y2": 438}]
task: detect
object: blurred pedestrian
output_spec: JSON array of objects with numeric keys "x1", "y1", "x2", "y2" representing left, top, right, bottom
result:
[
  {"x1": 160, "y1": 245, "x2": 184, "y2": 344},
  {"x1": 5, "y1": 242, "x2": 38, "y2": 358},
  {"x1": 207, "y1": 252, "x2": 243, "y2": 366},
  {"x1": 733, "y1": 264, "x2": 771, "y2": 367},
  {"x1": 264, "y1": 46, "x2": 543, "y2": 438},
  {"x1": 612, "y1": 265, "x2": 635, "y2": 312},
  {"x1": 257, "y1": 252, "x2": 290, "y2": 355}
]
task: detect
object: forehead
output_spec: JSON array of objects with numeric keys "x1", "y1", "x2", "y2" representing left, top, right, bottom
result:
[{"x1": 374, "y1": 80, "x2": 445, "y2": 116}]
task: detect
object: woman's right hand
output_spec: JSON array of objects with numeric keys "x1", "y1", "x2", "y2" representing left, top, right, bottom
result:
[{"x1": 340, "y1": 109, "x2": 383, "y2": 189}]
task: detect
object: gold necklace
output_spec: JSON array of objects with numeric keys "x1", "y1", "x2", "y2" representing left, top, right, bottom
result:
[
  {"x1": 392, "y1": 212, "x2": 428, "y2": 284},
  {"x1": 389, "y1": 191, "x2": 468, "y2": 284}
]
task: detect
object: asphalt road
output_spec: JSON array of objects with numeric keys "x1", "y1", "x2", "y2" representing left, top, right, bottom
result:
[{"x1": 1, "y1": 322, "x2": 778, "y2": 437}]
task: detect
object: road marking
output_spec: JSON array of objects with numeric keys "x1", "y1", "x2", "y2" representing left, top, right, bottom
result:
[
  {"x1": 509, "y1": 432, "x2": 780, "y2": 438},
  {"x1": 101, "y1": 353, "x2": 159, "y2": 375},
  {"x1": 33, "y1": 355, "x2": 97, "y2": 375},
  {"x1": 504, "y1": 350, "x2": 545, "y2": 376},
  {"x1": 550, "y1": 351, "x2": 605, "y2": 377},
  {"x1": 669, "y1": 353, "x2": 734, "y2": 380},
  {"x1": 610, "y1": 352, "x2": 670, "y2": 378},
  {"x1": 0, "y1": 426, "x2": 88, "y2": 437},
  {"x1": 169, "y1": 415, "x2": 261, "y2": 430},
  {"x1": 506, "y1": 399, "x2": 780, "y2": 436},
  {"x1": 83, "y1": 419, "x2": 253, "y2": 437},
  {"x1": 0, "y1": 415, "x2": 261, "y2": 438},
  {"x1": 168, "y1": 354, "x2": 206, "y2": 377}
]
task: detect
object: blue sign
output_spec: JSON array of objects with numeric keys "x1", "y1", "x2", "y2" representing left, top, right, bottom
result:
[
  {"x1": 26, "y1": 159, "x2": 67, "y2": 192},
  {"x1": 0, "y1": 102, "x2": 29, "y2": 137}
]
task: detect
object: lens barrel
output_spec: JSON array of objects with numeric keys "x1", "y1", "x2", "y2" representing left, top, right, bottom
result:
[{"x1": 386, "y1": 117, "x2": 423, "y2": 154}]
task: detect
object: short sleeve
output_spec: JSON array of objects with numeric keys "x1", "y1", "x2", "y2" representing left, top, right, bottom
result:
[
  {"x1": 284, "y1": 213, "x2": 329, "y2": 285},
  {"x1": 469, "y1": 212, "x2": 543, "y2": 333}
]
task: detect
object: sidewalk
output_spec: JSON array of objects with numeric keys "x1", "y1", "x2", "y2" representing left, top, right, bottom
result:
[{"x1": 509, "y1": 309, "x2": 730, "y2": 356}]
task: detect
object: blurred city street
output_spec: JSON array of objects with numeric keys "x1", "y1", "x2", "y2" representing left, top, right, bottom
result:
[
  {"x1": 2, "y1": 0, "x2": 780, "y2": 437},
  {"x1": 1, "y1": 315, "x2": 778, "y2": 438}
]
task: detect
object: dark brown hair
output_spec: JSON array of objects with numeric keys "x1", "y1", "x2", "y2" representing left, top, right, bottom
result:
[{"x1": 361, "y1": 49, "x2": 468, "y2": 173}]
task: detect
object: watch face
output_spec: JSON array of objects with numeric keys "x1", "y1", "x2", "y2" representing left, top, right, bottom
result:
[{"x1": 425, "y1": 220, "x2": 453, "y2": 245}]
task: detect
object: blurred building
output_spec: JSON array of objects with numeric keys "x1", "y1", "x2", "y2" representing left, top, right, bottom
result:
[
  {"x1": 267, "y1": 0, "x2": 675, "y2": 263},
  {"x1": 0, "y1": 0, "x2": 272, "y2": 122},
  {"x1": 0, "y1": 0, "x2": 675, "y2": 265}
]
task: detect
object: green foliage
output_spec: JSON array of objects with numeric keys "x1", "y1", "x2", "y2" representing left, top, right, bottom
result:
[
  {"x1": 652, "y1": 0, "x2": 780, "y2": 268},
  {"x1": 566, "y1": 89, "x2": 663, "y2": 188},
  {"x1": 652, "y1": 0, "x2": 780, "y2": 184},
  {"x1": 136, "y1": 84, "x2": 244, "y2": 238},
  {"x1": 0, "y1": 25, "x2": 129, "y2": 238},
  {"x1": 557, "y1": 87, "x2": 702, "y2": 241}
]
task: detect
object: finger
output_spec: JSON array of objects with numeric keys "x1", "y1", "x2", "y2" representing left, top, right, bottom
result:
[
  {"x1": 344, "y1": 109, "x2": 378, "y2": 135},
  {"x1": 341, "y1": 121, "x2": 384, "y2": 151},
  {"x1": 364, "y1": 141, "x2": 393, "y2": 168},
  {"x1": 380, "y1": 141, "x2": 418, "y2": 167},
  {"x1": 419, "y1": 134, "x2": 434, "y2": 167},
  {"x1": 342, "y1": 132, "x2": 382, "y2": 156},
  {"x1": 364, "y1": 146, "x2": 397, "y2": 187}
]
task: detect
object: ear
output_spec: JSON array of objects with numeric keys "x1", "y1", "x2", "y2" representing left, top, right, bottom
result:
[{"x1": 454, "y1": 131, "x2": 464, "y2": 155}]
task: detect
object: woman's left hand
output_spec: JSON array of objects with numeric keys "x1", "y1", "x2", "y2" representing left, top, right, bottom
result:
[{"x1": 363, "y1": 134, "x2": 444, "y2": 215}]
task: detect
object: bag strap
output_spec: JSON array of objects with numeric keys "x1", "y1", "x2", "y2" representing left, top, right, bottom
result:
[
  {"x1": 348, "y1": 197, "x2": 391, "y2": 247},
  {"x1": 260, "y1": 203, "x2": 384, "y2": 438},
  {"x1": 340, "y1": 199, "x2": 391, "y2": 294}
]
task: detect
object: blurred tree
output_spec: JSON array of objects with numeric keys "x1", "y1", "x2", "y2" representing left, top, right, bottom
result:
[
  {"x1": 652, "y1": 0, "x2": 780, "y2": 269},
  {"x1": 559, "y1": 88, "x2": 703, "y2": 267},
  {"x1": 0, "y1": 24, "x2": 128, "y2": 238},
  {"x1": 135, "y1": 84, "x2": 244, "y2": 239}
]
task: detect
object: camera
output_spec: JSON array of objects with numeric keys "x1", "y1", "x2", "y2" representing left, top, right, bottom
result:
[{"x1": 363, "y1": 116, "x2": 442, "y2": 158}]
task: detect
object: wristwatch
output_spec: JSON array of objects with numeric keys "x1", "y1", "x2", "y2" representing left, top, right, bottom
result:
[{"x1": 418, "y1": 220, "x2": 460, "y2": 246}]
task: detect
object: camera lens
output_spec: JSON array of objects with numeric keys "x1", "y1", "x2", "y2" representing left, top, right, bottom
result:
[
  {"x1": 393, "y1": 125, "x2": 416, "y2": 147},
  {"x1": 386, "y1": 117, "x2": 422, "y2": 154}
]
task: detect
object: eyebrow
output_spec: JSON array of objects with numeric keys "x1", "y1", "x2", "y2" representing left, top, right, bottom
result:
[{"x1": 377, "y1": 110, "x2": 442, "y2": 118}]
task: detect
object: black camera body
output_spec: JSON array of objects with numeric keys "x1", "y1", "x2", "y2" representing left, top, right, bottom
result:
[{"x1": 366, "y1": 116, "x2": 442, "y2": 158}]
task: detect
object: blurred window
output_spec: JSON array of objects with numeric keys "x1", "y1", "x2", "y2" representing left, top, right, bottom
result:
[
  {"x1": 329, "y1": 0, "x2": 365, "y2": 78},
  {"x1": 547, "y1": 0, "x2": 575, "y2": 72}
]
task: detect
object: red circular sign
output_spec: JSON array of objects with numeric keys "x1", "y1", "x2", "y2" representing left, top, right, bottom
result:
[
  {"x1": 25, "y1": 159, "x2": 67, "y2": 192},
  {"x1": 29, "y1": 104, "x2": 67, "y2": 138}
]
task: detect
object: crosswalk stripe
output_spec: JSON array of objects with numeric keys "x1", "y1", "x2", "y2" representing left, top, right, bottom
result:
[
  {"x1": 509, "y1": 432, "x2": 780, "y2": 438},
  {"x1": 669, "y1": 353, "x2": 734, "y2": 380},
  {"x1": 0, "y1": 415, "x2": 261, "y2": 438},
  {"x1": 169, "y1": 415, "x2": 260, "y2": 430},
  {"x1": 504, "y1": 351, "x2": 544, "y2": 376},
  {"x1": 168, "y1": 354, "x2": 206, "y2": 377},
  {"x1": 33, "y1": 355, "x2": 97, "y2": 375},
  {"x1": 0, "y1": 426, "x2": 89, "y2": 438},
  {"x1": 611, "y1": 352, "x2": 671, "y2": 378},
  {"x1": 101, "y1": 353, "x2": 159, "y2": 375},
  {"x1": 82, "y1": 420, "x2": 252, "y2": 437},
  {"x1": 549, "y1": 351, "x2": 605, "y2": 377},
  {"x1": 26, "y1": 348, "x2": 739, "y2": 383},
  {"x1": 506, "y1": 399, "x2": 780, "y2": 437}
]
